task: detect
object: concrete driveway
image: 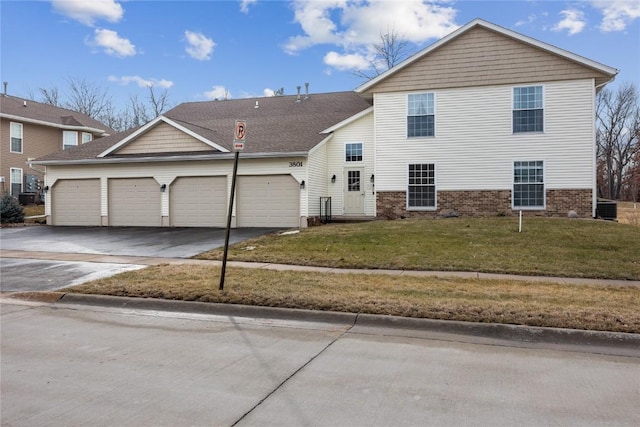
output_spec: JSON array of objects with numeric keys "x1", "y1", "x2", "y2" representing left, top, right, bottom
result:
[{"x1": 0, "y1": 226, "x2": 281, "y2": 292}]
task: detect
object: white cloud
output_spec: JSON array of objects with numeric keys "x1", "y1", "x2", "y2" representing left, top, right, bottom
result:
[
  {"x1": 108, "y1": 75, "x2": 173, "y2": 88},
  {"x1": 52, "y1": 0, "x2": 123, "y2": 26},
  {"x1": 592, "y1": 0, "x2": 640, "y2": 31},
  {"x1": 323, "y1": 51, "x2": 370, "y2": 71},
  {"x1": 240, "y1": 0, "x2": 257, "y2": 14},
  {"x1": 515, "y1": 14, "x2": 537, "y2": 27},
  {"x1": 204, "y1": 85, "x2": 231, "y2": 100},
  {"x1": 89, "y1": 28, "x2": 136, "y2": 57},
  {"x1": 553, "y1": 9, "x2": 587, "y2": 35},
  {"x1": 184, "y1": 31, "x2": 216, "y2": 60},
  {"x1": 284, "y1": 0, "x2": 458, "y2": 55},
  {"x1": 263, "y1": 88, "x2": 275, "y2": 96}
]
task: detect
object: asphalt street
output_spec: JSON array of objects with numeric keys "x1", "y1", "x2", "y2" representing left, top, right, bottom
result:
[{"x1": 2, "y1": 299, "x2": 639, "y2": 427}]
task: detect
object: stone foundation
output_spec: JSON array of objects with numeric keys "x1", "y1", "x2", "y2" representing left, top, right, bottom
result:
[{"x1": 376, "y1": 189, "x2": 593, "y2": 219}]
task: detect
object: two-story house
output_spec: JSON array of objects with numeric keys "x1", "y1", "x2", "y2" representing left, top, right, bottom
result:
[
  {"x1": 0, "y1": 90, "x2": 111, "y2": 199},
  {"x1": 32, "y1": 19, "x2": 617, "y2": 227}
]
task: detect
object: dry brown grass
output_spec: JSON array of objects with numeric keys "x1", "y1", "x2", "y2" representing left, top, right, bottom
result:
[
  {"x1": 618, "y1": 201, "x2": 640, "y2": 227},
  {"x1": 65, "y1": 264, "x2": 640, "y2": 333}
]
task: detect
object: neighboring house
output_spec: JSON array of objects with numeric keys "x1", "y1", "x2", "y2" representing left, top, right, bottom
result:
[
  {"x1": 0, "y1": 92, "x2": 112, "y2": 199},
  {"x1": 32, "y1": 19, "x2": 617, "y2": 228}
]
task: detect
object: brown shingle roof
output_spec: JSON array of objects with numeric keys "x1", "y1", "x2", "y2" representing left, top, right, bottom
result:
[
  {"x1": 0, "y1": 94, "x2": 113, "y2": 133},
  {"x1": 33, "y1": 91, "x2": 372, "y2": 163}
]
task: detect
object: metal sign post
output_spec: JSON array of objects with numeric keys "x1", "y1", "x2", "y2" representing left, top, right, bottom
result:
[{"x1": 219, "y1": 120, "x2": 246, "y2": 291}]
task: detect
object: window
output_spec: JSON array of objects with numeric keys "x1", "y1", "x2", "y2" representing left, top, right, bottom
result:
[
  {"x1": 10, "y1": 122, "x2": 23, "y2": 153},
  {"x1": 345, "y1": 143, "x2": 363, "y2": 162},
  {"x1": 63, "y1": 131, "x2": 78, "y2": 150},
  {"x1": 10, "y1": 168, "x2": 22, "y2": 196},
  {"x1": 347, "y1": 170, "x2": 360, "y2": 192},
  {"x1": 407, "y1": 93, "x2": 435, "y2": 137},
  {"x1": 408, "y1": 163, "x2": 436, "y2": 209},
  {"x1": 82, "y1": 132, "x2": 93, "y2": 144},
  {"x1": 513, "y1": 86, "x2": 543, "y2": 133},
  {"x1": 513, "y1": 161, "x2": 544, "y2": 209}
]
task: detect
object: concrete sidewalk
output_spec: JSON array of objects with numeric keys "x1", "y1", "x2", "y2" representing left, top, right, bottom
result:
[{"x1": 1, "y1": 248, "x2": 639, "y2": 287}]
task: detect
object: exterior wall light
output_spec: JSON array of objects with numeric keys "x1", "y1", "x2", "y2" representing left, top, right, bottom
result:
[
  {"x1": 44, "y1": 186, "x2": 49, "y2": 192},
  {"x1": 300, "y1": 180, "x2": 305, "y2": 189},
  {"x1": 331, "y1": 175, "x2": 336, "y2": 183},
  {"x1": 370, "y1": 174, "x2": 375, "y2": 183},
  {"x1": 160, "y1": 184, "x2": 167, "y2": 192}
]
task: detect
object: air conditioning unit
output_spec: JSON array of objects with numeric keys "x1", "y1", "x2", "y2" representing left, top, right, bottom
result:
[
  {"x1": 596, "y1": 199, "x2": 617, "y2": 221},
  {"x1": 0, "y1": 176, "x2": 5, "y2": 183}
]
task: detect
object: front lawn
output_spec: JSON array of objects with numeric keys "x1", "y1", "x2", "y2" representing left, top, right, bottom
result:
[{"x1": 197, "y1": 217, "x2": 640, "y2": 280}]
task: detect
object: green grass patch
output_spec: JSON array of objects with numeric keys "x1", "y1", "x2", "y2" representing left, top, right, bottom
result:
[{"x1": 196, "y1": 218, "x2": 640, "y2": 280}]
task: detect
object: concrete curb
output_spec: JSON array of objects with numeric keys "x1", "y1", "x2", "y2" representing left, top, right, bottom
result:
[{"x1": 48, "y1": 293, "x2": 640, "y2": 353}]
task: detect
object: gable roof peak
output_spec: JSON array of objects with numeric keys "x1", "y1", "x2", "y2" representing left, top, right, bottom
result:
[{"x1": 356, "y1": 18, "x2": 618, "y2": 94}]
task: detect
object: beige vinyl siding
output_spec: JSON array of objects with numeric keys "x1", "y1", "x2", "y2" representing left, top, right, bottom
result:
[
  {"x1": 116, "y1": 122, "x2": 215, "y2": 155},
  {"x1": 366, "y1": 26, "x2": 609, "y2": 94},
  {"x1": 325, "y1": 112, "x2": 375, "y2": 216},
  {"x1": 374, "y1": 80, "x2": 595, "y2": 193}
]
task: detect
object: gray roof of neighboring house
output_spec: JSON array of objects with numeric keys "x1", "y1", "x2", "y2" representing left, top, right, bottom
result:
[
  {"x1": 33, "y1": 91, "x2": 372, "y2": 163},
  {"x1": 0, "y1": 94, "x2": 113, "y2": 134}
]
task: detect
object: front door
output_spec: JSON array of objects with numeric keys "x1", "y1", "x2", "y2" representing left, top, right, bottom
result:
[{"x1": 344, "y1": 168, "x2": 364, "y2": 215}]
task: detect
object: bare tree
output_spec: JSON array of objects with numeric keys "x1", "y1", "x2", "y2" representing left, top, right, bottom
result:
[
  {"x1": 596, "y1": 82, "x2": 640, "y2": 200},
  {"x1": 147, "y1": 85, "x2": 171, "y2": 117},
  {"x1": 355, "y1": 27, "x2": 411, "y2": 80},
  {"x1": 38, "y1": 87, "x2": 60, "y2": 107},
  {"x1": 64, "y1": 77, "x2": 113, "y2": 119}
]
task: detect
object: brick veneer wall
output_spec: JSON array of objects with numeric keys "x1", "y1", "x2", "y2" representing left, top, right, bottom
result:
[{"x1": 376, "y1": 189, "x2": 593, "y2": 219}]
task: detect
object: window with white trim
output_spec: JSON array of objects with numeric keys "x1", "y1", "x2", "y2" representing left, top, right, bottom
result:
[
  {"x1": 82, "y1": 132, "x2": 92, "y2": 144},
  {"x1": 513, "y1": 161, "x2": 544, "y2": 208},
  {"x1": 407, "y1": 93, "x2": 435, "y2": 137},
  {"x1": 10, "y1": 168, "x2": 22, "y2": 196},
  {"x1": 63, "y1": 131, "x2": 78, "y2": 150},
  {"x1": 10, "y1": 122, "x2": 23, "y2": 153},
  {"x1": 408, "y1": 163, "x2": 436, "y2": 209},
  {"x1": 513, "y1": 86, "x2": 543, "y2": 133},
  {"x1": 345, "y1": 143, "x2": 363, "y2": 162}
]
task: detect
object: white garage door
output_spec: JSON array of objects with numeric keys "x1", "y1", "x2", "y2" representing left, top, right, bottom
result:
[
  {"x1": 51, "y1": 179, "x2": 101, "y2": 226},
  {"x1": 237, "y1": 175, "x2": 300, "y2": 228},
  {"x1": 170, "y1": 176, "x2": 227, "y2": 227},
  {"x1": 109, "y1": 178, "x2": 161, "y2": 226}
]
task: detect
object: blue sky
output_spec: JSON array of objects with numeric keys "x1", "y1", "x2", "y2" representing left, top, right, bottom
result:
[{"x1": 1, "y1": 0, "x2": 639, "y2": 112}]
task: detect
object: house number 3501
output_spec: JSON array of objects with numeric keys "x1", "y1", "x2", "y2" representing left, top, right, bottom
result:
[{"x1": 289, "y1": 161, "x2": 303, "y2": 167}]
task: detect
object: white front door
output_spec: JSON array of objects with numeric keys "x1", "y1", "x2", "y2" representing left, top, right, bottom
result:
[{"x1": 344, "y1": 168, "x2": 364, "y2": 215}]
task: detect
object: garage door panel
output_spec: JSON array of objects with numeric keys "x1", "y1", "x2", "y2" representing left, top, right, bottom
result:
[
  {"x1": 109, "y1": 178, "x2": 161, "y2": 226},
  {"x1": 170, "y1": 177, "x2": 227, "y2": 227},
  {"x1": 52, "y1": 179, "x2": 101, "y2": 226},
  {"x1": 237, "y1": 175, "x2": 299, "y2": 228}
]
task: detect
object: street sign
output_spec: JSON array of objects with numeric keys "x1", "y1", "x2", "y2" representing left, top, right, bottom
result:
[{"x1": 234, "y1": 120, "x2": 246, "y2": 151}]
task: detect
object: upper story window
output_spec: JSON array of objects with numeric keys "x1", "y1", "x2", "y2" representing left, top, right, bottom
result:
[
  {"x1": 10, "y1": 122, "x2": 23, "y2": 153},
  {"x1": 63, "y1": 131, "x2": 78, "y2": 150},
  {"x1": 407, "y1": 93, "x2": 435, "y2": 138},
  {"x1": 82, "y1": 132, "x2": 93, "y2": 144},
  {"x1": 513, "y1": 86, "x2": 543, "y2": 133},
  {"x1": 345, "y1": 143, "x2": 363, "y2": 162}
]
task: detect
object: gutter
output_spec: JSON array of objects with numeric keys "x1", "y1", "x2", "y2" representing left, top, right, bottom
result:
[
  {"x1": 0, "y1": 113, "x2": 108, "y2": 134},
  {"x1": 30, "y1": 151, "x2": 310, "y2": 166}
]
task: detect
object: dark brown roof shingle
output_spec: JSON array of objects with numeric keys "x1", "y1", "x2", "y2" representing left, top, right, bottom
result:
[{"x1": 33, "y1": 91, "x2": 372, "y2": 163}]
